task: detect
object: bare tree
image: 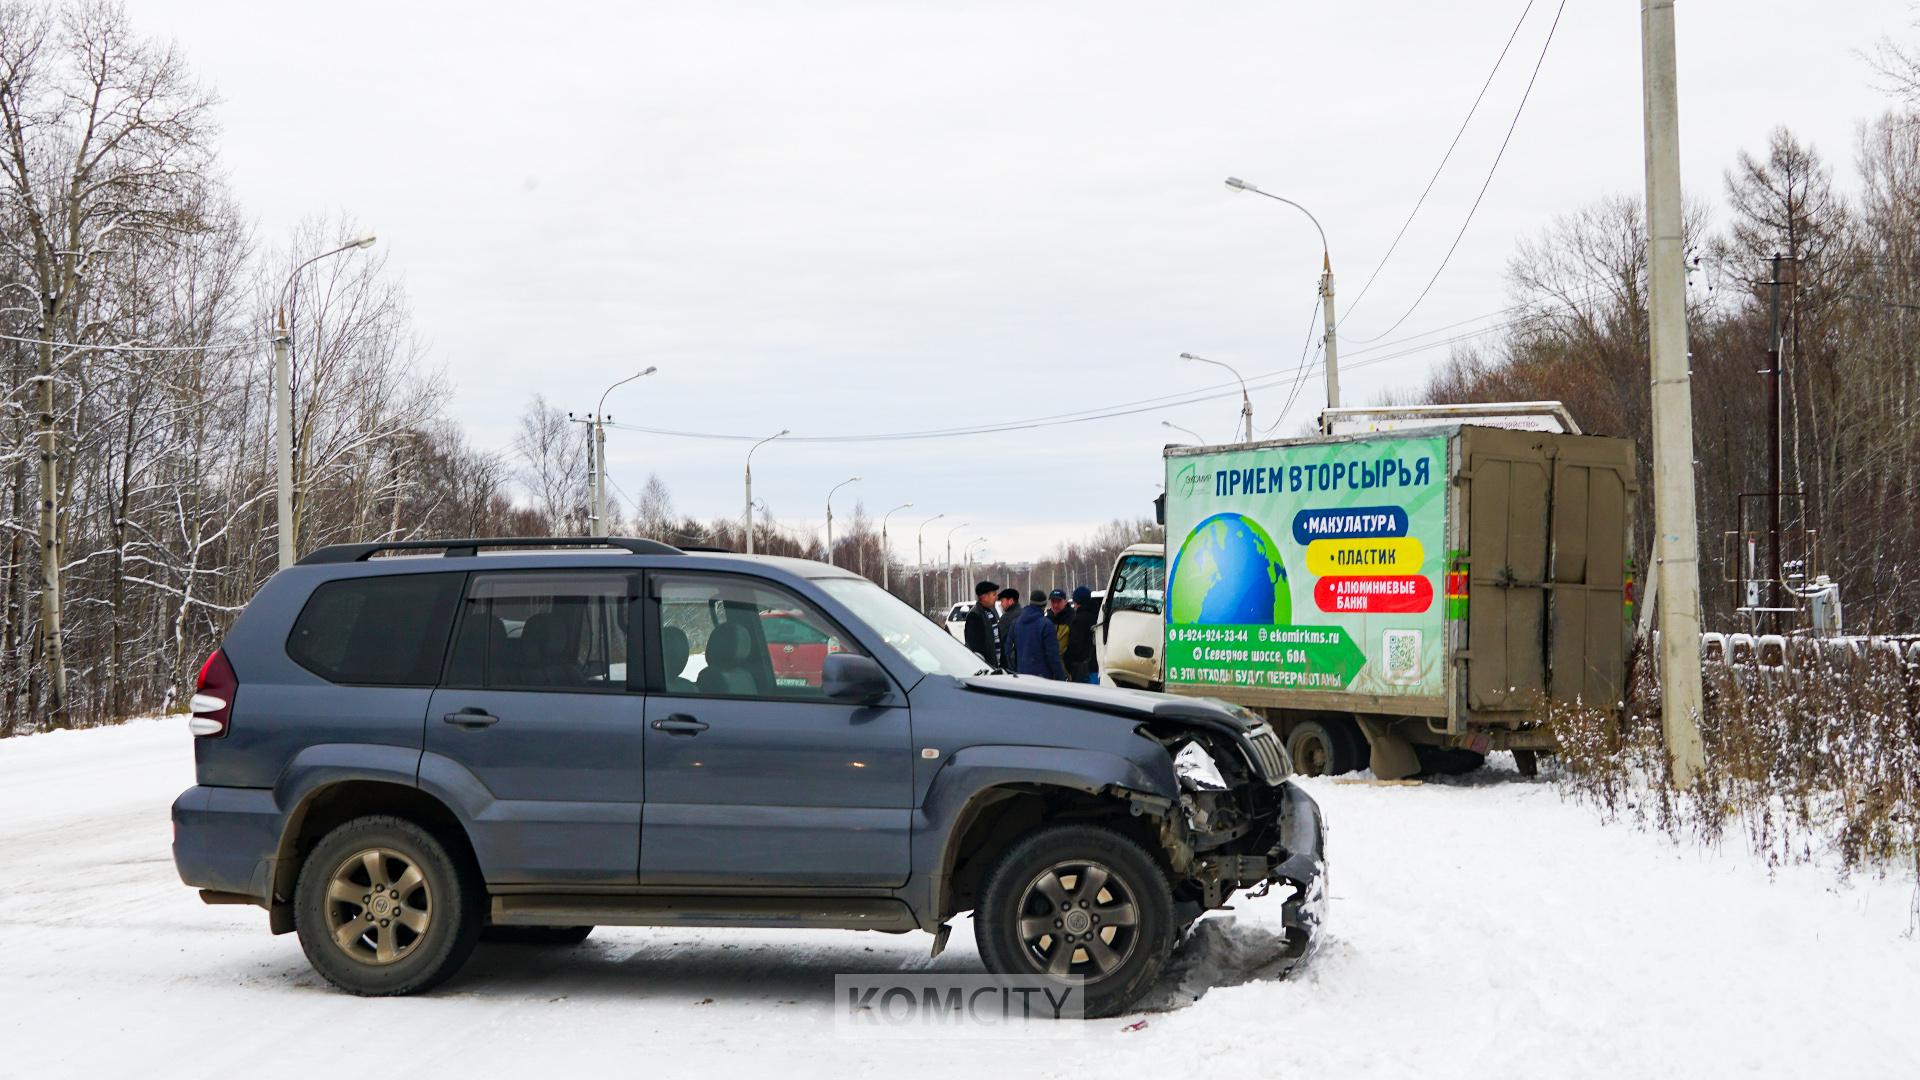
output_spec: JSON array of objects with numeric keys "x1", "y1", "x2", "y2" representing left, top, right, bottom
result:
[
  {"x1": 0, "y1": 1, "x2": 215, "y2": 725},
  {"x1": 514, "y1": 394, "x2": 586, "y2": 534}
]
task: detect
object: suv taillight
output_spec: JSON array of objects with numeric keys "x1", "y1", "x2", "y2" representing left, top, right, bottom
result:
[{"x1": 190, "y1": 648, "x2": 236, "y2": 738}]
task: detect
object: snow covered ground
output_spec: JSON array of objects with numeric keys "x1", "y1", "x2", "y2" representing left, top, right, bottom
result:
[{"x1": 3, "y1": 717, "x2": 1917, "y2": 1079}]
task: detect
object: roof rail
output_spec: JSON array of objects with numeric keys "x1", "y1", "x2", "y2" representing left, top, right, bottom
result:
[{"x1": 296, "y1": 536, "x2": 683, "y2": 566}]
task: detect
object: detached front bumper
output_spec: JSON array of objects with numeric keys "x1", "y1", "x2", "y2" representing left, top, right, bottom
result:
[{"x1": 1269, "y1": 781, "x2": 1327, "y2": 957}]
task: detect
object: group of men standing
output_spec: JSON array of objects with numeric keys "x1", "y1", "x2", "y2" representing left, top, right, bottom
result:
[{"x1": 961, "y1": 580, "x2": 1101, "y2": 683}]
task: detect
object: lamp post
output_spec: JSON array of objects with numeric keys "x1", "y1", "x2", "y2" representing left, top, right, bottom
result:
[
  {"x1": 917, "y1": 512, "x2": 944, "y2": 615},
  {"x1": 743, "y1": 430, "x2": 788, "y2": 555},
  {"x1": 944, "y1": 521, "x2": 971, "y2": 611},
  {"x1": 964, "y1": 537, "x2": 988, "y2": 596},
  {"x1": 1179, "y1": 353, "x2": 1253, "y2": 442},
  {"x1": 273, "y1": 235, "x2": 377, "y2": 570},
  {"x1": 576, "y1": 367, "x2": 656, "y2": 535},
  {"x1": 1161, "y1": 420, "x2": 1206, "y2": 445},
  {"x1": 880, "y1": 502, "x2": 912, "y2": 591},
  {"x1": 1224, "y1": 176, "x2": 1340, "y2": 419},
  {"x1": 824, "y1": 476, "x2": 860, "y2": 566}
]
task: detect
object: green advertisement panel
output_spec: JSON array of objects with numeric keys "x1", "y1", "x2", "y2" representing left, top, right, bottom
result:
[{"x1": 1163, "y1": 435, "x2": 1448, "y2": 699}]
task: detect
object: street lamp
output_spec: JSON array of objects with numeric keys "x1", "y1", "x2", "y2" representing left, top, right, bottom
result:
[
  {"x1": 580, "y1": 367, "x2": 656, "y2": 535},
  {"x1": 743, "y1": 429, "x2": 788, "y2": 555},
  {"x1": 880, "y1": 502, "x2": 912, "y2": 591},
  {"x1": 1224, "y1": 176, "x2": 1341, "y2": 416},
  {"x1": 824, "y1": 476, "x2": 860, "y2": 566},
  {"x1": 964, "y1": 536, "x2": 988, "y2": 596},
  {"x1": 916, "y1": 512, "x2": 944, "y2": 616},
  {"x1": 274, "y1": 235, "x2": 377, "y2": 570},
  {"x1": 944, "y1": 521, "x2": 972, "y2": 612},
  {"x1": 1179, "y1": 353, "x2": 1253, "y2": 442},
  {"x1": 1161, "y1": 420, "x2": 1206, "y2": 445}
]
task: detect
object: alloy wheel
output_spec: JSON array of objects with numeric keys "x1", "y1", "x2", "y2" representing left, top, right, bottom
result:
[
  {"x1": 324, "y1": 847, "x2": 432, "y2": 965},
  {"x1": 1014, "y1": 858, "x2": 1141, "y2": 982}
]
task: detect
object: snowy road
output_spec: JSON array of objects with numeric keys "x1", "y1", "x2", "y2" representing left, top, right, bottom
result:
[{"x1": 3, "y1": 718, "x2": 1917, "y2": 1079}]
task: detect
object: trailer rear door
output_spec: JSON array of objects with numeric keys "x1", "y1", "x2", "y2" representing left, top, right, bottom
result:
[
  {"x1": 1461, "y1": 428, "x2": 1635, "y2": 716},
  {"x1": 1463, "y1": 428, "x2": 1551, "y2": 711}
]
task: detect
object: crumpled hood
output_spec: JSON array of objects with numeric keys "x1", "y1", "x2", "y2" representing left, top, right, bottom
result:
[{"x1": 959, "y1": 674, "x2": 1260, "y2": 737}]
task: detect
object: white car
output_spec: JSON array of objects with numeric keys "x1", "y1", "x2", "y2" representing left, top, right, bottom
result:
[{"x1": 943, "y1": 602, "x2": 973, "y2": 641}]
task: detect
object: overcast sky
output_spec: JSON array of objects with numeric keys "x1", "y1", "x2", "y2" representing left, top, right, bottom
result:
[{"x1": 143, "y1": 0, "x2": 1907, "y2": 563}]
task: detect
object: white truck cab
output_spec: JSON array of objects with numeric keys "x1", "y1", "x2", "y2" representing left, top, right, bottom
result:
[{"x1": 1096, "y1": 542, "x2": 1166, "y2": 690}]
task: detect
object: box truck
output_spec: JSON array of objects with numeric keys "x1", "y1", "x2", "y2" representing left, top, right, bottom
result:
[{"x1": 1096, "y1": 422, "x2": 1636, "y2": 780}]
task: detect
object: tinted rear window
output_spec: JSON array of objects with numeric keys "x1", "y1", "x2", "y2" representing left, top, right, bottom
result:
[{"x1": 287, "y1": 573, "x2": 464, "y2": 686}]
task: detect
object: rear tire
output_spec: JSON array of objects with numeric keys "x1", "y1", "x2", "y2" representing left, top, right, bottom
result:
[
  {"x1": 974, "y1": 824, "x2": 1174, "y2": 1019},
  {"x1": 482, "y1": 925, "x2": 593, "y2": 946},
  {"x1": 294, "y1": 815, "x2": 481, "y2": 996},
  {"x1": 1286, "y1": 719, "x2": 1358, "y2": 777}
]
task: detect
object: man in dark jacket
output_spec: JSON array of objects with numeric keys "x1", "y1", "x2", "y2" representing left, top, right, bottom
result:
[
  {"x1": 1047, "y1": 588, "x2": 1072, "y2": 660},
  {"x1": 995, "y1": 587, "x2": 1021, "y2": 671},
  {"x1": 1064, "y1": 585, "x2": 1102, "y2": 684},
  {"x1": 962, "y1": 580, "x2": 1001, "y2": 665},
  {"x1": 1011, "y1": 589, "x2": 1067, "y2": 680}
]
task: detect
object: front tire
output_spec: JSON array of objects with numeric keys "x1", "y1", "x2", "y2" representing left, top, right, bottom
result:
[
  {"x1": 974, "y1": 824, "x2": 1174, "y2": 1019},
  {"x1": 294, "y1": 815, "x2": 481, "y2": 996}
]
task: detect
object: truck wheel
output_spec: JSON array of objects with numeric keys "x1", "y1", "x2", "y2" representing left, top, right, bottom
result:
[
  {"x1": 975, "y1": 824, "x2": 1174, "y2": 1019},
  {"x1": 295, "y1": 815, "x2": 481, "y2": 996},
  {"x1": 1286, "y1": 720, "x2": 1356, "y2": 777},
  {"x1": 482, "y1": 925, "x2": 593, "y2": 946},
  {"x1": 1512, "y1": 748, "x2": 1540, "y2": 777}
]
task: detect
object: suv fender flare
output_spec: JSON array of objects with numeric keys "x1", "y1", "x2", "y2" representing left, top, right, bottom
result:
[
  {"x1": 273, "y1": 743, "x2": 428, "y2": 824},
  {"x1": 268, "y1": 744, "x2": 437, "y2": 930},
  {"x1": 910, "y1": 744, "x2": 1179, "y2": 925}
]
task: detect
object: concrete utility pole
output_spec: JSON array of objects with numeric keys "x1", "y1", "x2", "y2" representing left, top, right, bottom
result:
[
  {"x1": 917, "y1": 512, "x2": 944, "y2": 615},
  {"x1": 825, "y1": 476, "x2": 860, "y2": 566},
  {"x1": 881, "y1": 502, "x2": 912, "y2": 591},
  {"x1": 1319, "y1": 254, "x2": 1341, "y2": 413},
  {"x1": 274, "y1": 236, "x2": 376, "y2": 570},
  {"x1": 577, "y1": 368, "x2": 656, "y2": 535},
  {"x1": 1640, "y1": 0, "x2": 1707, "y2": 786},
  {"x1": 743, "y1": 430, "x2": 788, "y2": 555}
]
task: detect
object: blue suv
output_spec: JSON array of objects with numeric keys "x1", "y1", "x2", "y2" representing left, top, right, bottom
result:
[{"x1": 172, "y1": 537, "x2": 1324, "y2": 1017}]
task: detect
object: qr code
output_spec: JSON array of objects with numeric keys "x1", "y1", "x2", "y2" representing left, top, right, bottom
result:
[{"x1": 1382, "y1": 630, "x2": 1421, "y2": 683}]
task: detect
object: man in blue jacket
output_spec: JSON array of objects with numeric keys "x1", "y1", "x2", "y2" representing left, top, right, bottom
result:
[{"x1": 1010, "y1": 589, "x2": 1068, "y2": 680}]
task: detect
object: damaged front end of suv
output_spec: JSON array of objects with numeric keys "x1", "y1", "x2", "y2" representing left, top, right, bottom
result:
[
  {"x1": 954, "y1": 678, "x2": 1327, "y2": 965},
  {"x1": 1130, "y1": 700, "x2": 1327, "y2": 958}
]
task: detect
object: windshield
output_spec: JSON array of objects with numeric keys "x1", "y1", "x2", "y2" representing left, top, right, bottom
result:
[{"x1": 818, "y1": 578, "x2": 992, "y2": 677}]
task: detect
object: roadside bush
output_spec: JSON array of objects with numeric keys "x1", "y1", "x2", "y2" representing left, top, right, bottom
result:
[{"x1": 1547, "y1": 638, "x2": 1920, "y2": 893}]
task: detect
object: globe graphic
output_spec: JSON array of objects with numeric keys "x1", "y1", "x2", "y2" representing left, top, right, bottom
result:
[{"x1": 1169, "y1": 512, "x2": 1291, "y2": 625}]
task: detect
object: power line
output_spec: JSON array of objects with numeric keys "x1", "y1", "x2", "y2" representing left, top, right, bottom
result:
[
  {"x1": 0, "y1": 330, "x2": 269, "y2": 352},
  {"x1": 1345, "y1": 0, "x2": 1570, "y2": 345},
  {"x1": 1341, "y1": 0, "x2": 1537, "y2": 328},
  {"x1": 1271, "y1": 293, "x2": 1328, "y2": 431},
  {"x1": 602, "y1": 292, "x2": 1602, "y2": 446}
]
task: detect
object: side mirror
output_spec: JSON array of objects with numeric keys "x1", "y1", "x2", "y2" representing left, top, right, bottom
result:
[{"x1": 822, "y1": 653, "x2": 891, "y2": 703}]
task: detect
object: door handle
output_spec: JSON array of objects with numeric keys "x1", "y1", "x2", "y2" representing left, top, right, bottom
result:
[
  {"x1": 651, "y1": 714, "x2": 709, "y2": 735},
  {"x1": 442, "y1": 708, "x2": 499, "y2": 728}
]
